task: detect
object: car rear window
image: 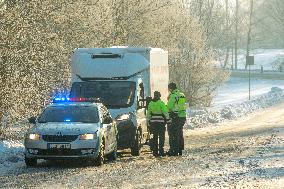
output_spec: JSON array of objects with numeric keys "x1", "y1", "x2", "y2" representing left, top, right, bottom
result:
[{"x1": 38, "y1": 105, "x2": 99, "y2": 123}]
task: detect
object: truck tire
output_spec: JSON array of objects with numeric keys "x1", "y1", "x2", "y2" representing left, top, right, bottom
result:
[
  {"x1": 108, "y1": 144, "x2": 117, "y2": 161},
  {"x1": 25, "y1": 156, "x2": 37, "y2": 167},
  {"x1": 94, "y1": 141, "x2": 105, "y2": 166},
  {"x1": 131, "y1": 130, "x2": 141, "y2": 156}
]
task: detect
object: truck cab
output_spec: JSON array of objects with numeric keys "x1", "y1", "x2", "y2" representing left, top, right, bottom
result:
[{"x1": 70, "y1": 47, "x2": 169, "y2": 156}]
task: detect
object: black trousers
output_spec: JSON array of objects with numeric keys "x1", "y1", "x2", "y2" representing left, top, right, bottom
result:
[
  {"x1": 168, "y1": 117, "x2": 186, "y2": 155},
  {"x1": 150, "y1": 122, "x2": 166, "y2": 156}
]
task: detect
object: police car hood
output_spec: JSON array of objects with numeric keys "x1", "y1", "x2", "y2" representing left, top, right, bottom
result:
[{"x1": 32, "y1": 122, "x2": 100, "y2": 135}]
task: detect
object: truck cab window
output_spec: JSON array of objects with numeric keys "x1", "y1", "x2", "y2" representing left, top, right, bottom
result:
[{"x1": 70, "y1": 81, "x2": 136, "y2": 109}]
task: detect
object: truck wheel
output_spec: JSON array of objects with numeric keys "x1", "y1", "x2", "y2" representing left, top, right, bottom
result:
[
  {"x1": 108, "y1": 144, "x2": 117, "y2": 161},
  {"x1": 95, "y1": 141, "x2": 105, "y2": 166},
  {"x1": 25, "y1": 156, "x2": 37, "y2": 167},
  {"x1": 131, "y1": 130, "x2": 141, "y2": 156}
]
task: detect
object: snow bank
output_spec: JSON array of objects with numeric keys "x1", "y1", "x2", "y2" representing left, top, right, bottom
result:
[
  {"x1": 0, "y1": 140, "x2": 24, "y2": 174},
  {"x1": 212, "y1": 77, "x2": 284, "y2": 108},
  {"x1": 187, "y1": 87, "x2": 284, "y2": 127}
]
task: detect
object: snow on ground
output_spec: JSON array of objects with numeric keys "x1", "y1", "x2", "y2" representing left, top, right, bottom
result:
[
  {"x1": 187, "y1": 86, "x2": 284, "y2": 127},
  {"x1": 1, "y1": 77, "x2": 284, "y2": 173},
  {"x1": 223, "y1": 49, "x2": 284, "y2": 70},
  {"x1": 238, "y1": 49, "x2": 284, "y2": 70},
  {"x1": 1, "y1": 103, "x2": 283, "y2": 188},
  {"x1": 212, "y1": 77, "x2": 284, "y2": 108},
  {"x1": 185, "y1": 76, "x2": 284, "y2": 128},
  {"x1": 0, "y1": 140, "x2": 24, "y2": 175}
]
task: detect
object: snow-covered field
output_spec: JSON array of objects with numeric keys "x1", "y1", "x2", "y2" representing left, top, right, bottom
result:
[
  {"x1": 187, "y1": 77, "x2": 284, "y2": 127},
  {"x1": 224, "y1": 49, "x2": 284, "y2": 70},
  {"x1": 212, "y1": 77, "x2": 284, "y2": 107}
]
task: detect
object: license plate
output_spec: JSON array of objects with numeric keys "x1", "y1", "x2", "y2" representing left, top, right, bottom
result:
[{"x1": 48, "y1": 143, "x2": 71, "y2": 149}]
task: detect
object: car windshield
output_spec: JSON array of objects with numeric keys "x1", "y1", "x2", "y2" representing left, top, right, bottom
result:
[
  {"x1": 70, "y1": 81, "x2": 136, "y2": 109},
  {"x1": 38, "y1": 106, "x2": 99, "y2": 123}
]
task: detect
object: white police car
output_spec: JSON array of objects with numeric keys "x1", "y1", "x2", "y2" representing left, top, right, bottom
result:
[{"x1": 25, "y1": 97, "x2": 117, "y2": 166}]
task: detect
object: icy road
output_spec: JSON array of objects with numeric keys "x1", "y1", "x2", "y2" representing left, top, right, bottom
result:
[{"x1": 1, "y1": 103, "x2": 284, "y2": 188}]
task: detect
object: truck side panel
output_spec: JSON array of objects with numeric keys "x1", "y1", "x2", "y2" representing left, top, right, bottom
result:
[{"x1": 149, "y1": 51, "x2": 169, "y2": 102}]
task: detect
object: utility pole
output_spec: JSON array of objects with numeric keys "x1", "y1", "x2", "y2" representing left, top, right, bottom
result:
[
  {"x1": 246, "y1": 0, "x2": 254, "y2": 100},
  {"x1": 246, "y1": 0, "x2": 254, "y2": 69},
  {"x1": 234, "y1": 0, "x2": 239, "y2": 70}
]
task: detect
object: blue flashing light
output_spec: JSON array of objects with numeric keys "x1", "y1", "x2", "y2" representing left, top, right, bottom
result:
[
  {"x1": 52, "y1": 97, "x2": 100, "y2": 103},
  {"x1": 52, "y1": 96, "x2": 70, "y2": 103},
  {"x1": 54, "y1": 97, "x2": 62, "y2": 101},
  {"x1": 64, "y1": 119, "x2": 71, "y2": 122}
]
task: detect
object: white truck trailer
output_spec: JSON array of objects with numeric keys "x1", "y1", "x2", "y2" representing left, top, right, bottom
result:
[{"x1": 70, "y1": 47, "x2": 169, "y2": 155}]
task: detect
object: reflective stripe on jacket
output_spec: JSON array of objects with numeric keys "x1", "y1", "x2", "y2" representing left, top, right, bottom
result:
[
  {"x1": 167, "y1": 89, "x2": 187, "y2": 118},
  {"x1": 147, "y1": 100, "x2": 170, "y2": 123}
]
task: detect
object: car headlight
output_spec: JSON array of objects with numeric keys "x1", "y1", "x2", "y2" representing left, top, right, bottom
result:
[
  {"x1": 116, "y1": 113, "x2": 131, "y2": 121},
  {"x1": 79, "y1": 133, "x2": 97, "y2": 140},
  {"x1": 28, "y1": 133, "x2": 41, "y2": 140}
]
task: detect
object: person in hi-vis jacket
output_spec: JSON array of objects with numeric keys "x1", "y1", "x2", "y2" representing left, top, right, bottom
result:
[{"x1": 147, "y1": 91, "x2": 170, "y2": 157}]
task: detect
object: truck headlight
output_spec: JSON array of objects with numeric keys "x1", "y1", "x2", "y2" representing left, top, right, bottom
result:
[
  {"x1": 28, "y1": 134, "x2": 41, "y2": 140},
  {"x1": 79, "y1": 133, "x2": 97, "y2": 140},
  {"x1": 116, "y1": 113, "x2": 131, "y2": 121}
]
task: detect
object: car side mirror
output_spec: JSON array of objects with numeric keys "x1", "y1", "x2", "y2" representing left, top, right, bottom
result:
[
  {"x1": 137, "y1": 99, "x2": 146, "y2": 109},
  {"x1": 103, "y1": 117, "x2": 113, "y2": 124},
  {"x1": 28, "y1": 117, "x2": 37, "y2": 124}
]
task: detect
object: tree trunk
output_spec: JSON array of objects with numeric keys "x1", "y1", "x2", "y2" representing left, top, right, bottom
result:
[
  {"x1": 223, "y1": 0, "x2": 229, "y2": 68},
  {"x1": 234, "y1": 0, "x2": 239, "y2": 70},
  {"x1": 223, "y1": 48, "x2": 230, "y2": 68}
]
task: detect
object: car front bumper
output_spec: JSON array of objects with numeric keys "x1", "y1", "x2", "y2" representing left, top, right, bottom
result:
[{"x1": 24, "y1": 138, "x2": 100, "y2": 160}]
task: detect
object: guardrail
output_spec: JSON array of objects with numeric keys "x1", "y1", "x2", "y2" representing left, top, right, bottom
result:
[{"x1": 229, "y1": 69, "x2": 284, "y2": 80}]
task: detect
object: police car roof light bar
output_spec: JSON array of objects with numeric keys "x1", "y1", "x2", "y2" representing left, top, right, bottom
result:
[{"x1": 52, "y1": 97, "x2": 101, "y2": 103}]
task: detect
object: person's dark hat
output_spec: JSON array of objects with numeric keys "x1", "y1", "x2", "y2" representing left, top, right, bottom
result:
[
  {"x1": 168, "y1": 82, "x2": 177, "y2": 90},
  {"x1": 154, "y1": 91, "x2": 161, "y2": 99}
]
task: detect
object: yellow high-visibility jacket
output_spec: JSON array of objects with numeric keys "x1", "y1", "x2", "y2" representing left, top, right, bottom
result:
[
  {"x1": 167, "y1": 89, "x2": 187, "y2": 118},
  {"x1": 147, "y1": 99, "x2": 170, "y2": 123}
]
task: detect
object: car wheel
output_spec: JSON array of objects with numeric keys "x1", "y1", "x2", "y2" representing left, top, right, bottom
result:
[
  {"x1": 25, "y1": 156, "x2": 37, "y2": 167},
  {"x1": 94, "y1": 141, "x2": 105, "y2": 166},
  {"x1": 131, "y1": 130, "x2": 141, "y2": 156}
]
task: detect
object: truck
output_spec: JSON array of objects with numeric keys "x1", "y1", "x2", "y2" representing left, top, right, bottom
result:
[{"x1": 69, "y1": 47, "x2": 169, "y2": 156}]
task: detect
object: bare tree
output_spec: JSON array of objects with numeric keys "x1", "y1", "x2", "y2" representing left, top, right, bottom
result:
[
  {"x1": 265, "y1": 0, "x2": 284, "y2": 46},
  {"x1": 234, "y1": 0, "x2": 239, "y2": 69},
  {"x1": 0, "y1": 0, "x2": 104, "y2": 124},
  {"x1": 1, "y1": 0, "x2": 229, "y2": 133}
]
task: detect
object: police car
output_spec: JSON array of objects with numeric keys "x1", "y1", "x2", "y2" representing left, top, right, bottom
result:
[{"x1": 24, "y1": 97, "x2": 117, "y2": 166}]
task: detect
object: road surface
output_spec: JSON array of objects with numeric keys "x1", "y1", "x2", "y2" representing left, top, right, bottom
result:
[{"x1": 1, "y1": 103, "x2": 284, "y2": 188}]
